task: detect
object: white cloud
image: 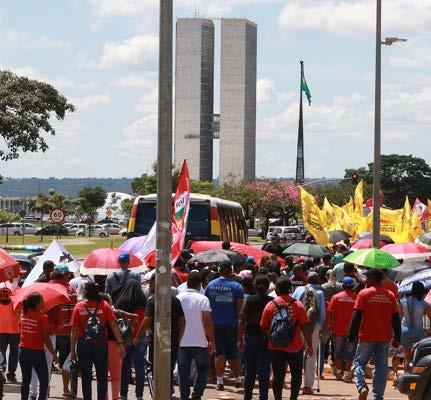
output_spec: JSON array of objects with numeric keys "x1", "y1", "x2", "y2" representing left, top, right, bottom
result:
[
  {"x1": 257, "y1": 78, "x2": 274, "y2": 104},
  {"x1": 98, "y1": 35, "x2": 158, "y2": 70},
  {"x1": 278, "y1": 0, "x2": 431, "y2": 35},
  {"x1": 72, "y1": 93, "x2": 111, "y2": 110},
  {"x1": 134, "y1": 89, "x2": 158, "y2": 114},
  {"x1": 112, "y1": 73, "x2": 155, "y2": 89},
  {"x1": 388, "y1": 38, "x2": 431, "y2": 69},
  {"x1": 1, "y1": 30, "x2": 70, "y2": 50}
]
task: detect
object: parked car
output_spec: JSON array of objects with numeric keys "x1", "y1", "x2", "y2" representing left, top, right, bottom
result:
[
  {"x1": 119, "y1": 228, "x2": 128, "y2": 237},
  {"x1": 0, "y1": 223, "x2": 38, "y2": 236},
  {"x1": 266, "y1": 226, "x2": 303, "y2": 241},
  {"x1": 103, "y1": 223, "x2": 123, "y2": 235},
  {"x1": 35, "y1": 225, "x2": 69, "y2": 236},
  {"x1": 76, "y1": 224, "x2": 109, "y2": 237},
  {"x1": 398, "y1": 336, "x2": 431, "y2": 399},
  {"x1": 248, "y1": 228, "x2": 263, "y2": 238},
  {"x1": 67, "y1": 224, "x2": 88, "y2": 235}
]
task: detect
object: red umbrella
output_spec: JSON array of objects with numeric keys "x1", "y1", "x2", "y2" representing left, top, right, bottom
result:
[
  {"x1": 381, "y1": 243, "x2": 431, "y2": 260},
  {"x1": 0, "y1": 248, "x2": 20, "y2": 283},
  {"x1": 191, "y1": 241, "x2": 284, "y2": 265},
  {"x1": 80, "y1": 248, "x2": 145, "y2": 275},
  {"x1": 12, "y1": 282, "x2": 70, "y2": 311},
  {"x1": 351, "y1": 238, "x2": 385, "y2": 250}
]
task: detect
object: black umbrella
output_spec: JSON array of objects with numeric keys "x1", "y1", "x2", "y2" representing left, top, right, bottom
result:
[
  {"x1": 329, "y1": 230, "x2": 351, "y2": 244},
  {"x1": 387, "y1": 261, "x2": 431, "y2": 282},
  {"x1": 360, "y1": 233, "x2": 394, "y2": 244},
  {"x1": 189, "y1": 249, "x2": 246, "y2": 265}
]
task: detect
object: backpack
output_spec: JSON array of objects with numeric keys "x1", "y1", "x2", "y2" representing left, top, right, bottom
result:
[
  {"x1": 270, "y1": 300, "x2": 297, "y2": 347},
  {"x1": 83, "y1": 301, "x2": 107, "y2": 346},
  {"x1": 302, "y1": 286, "x2": 320, "y2": 327}
]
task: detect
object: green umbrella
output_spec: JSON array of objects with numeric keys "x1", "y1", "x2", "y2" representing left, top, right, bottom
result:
[
  {"x1": 344, "y1": 248, "x2": 400, "y2": 270},
  {"x1": 283, "y1": 243, "x2": 327, "y2": 258}
]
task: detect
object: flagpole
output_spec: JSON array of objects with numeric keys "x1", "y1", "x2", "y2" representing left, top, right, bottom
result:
[{"x1": 295, "y1": 61, "x2": 305, "y2": 184}]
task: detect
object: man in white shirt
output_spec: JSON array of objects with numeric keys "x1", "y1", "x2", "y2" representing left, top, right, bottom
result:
[{"x1": 177, "y1": 271, "x2": 215, "y2": 400}]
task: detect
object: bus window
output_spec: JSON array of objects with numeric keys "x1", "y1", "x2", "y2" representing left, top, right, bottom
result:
[
  {"x1": 187, "y1": 203, "x2": 211, "y2": 240},
  {"x1": 135, "y1": 202, "x2": 156, "y2": 235}
]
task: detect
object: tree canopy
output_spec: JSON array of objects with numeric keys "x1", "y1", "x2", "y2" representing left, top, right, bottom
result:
[
  {"x1": 0, "y1": 71, "x2": 75, "y2": 168},
  {"x1": 77, "y1": 187, "x2": 107, "y2": 222},
  {"x1": 345, "y1": 154, "x2": 431, "y2": 208}
]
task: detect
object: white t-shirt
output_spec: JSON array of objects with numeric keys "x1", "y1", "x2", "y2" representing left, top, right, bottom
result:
[
  {"x1": 177, "y1": 289, "x2": 211, "y2": 348},
  {"x1": 177, "y1": 281, "x2": 205, "y2": 295}
]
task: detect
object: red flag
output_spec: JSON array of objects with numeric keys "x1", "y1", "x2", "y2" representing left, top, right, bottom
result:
[{"x1": 413, "y1": 198, "x2": 431, "y2": 222}]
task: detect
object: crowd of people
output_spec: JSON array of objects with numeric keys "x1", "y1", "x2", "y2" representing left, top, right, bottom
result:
[{"x1": 0, "y1": 239, "x2": 430, "y2": 400}]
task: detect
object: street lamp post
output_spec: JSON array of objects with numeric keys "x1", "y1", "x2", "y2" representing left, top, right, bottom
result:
[{"x1": 372, "y1": 0, "x2": 406, "y2": 248}]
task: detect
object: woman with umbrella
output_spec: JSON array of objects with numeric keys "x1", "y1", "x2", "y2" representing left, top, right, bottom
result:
[
  {"x1": 19, "y1": 292, "x2": 59, "y2": 400},
  {"x1": 399, "y1": 282, "x2": 431, "y2": 372}
]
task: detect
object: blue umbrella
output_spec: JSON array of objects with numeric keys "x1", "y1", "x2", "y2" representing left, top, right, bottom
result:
[
  {"x1": 399, "y1": 269, "x2": 431, "y2": 295},
  {"x1": 119, "y1": 235, "x2": 147, "y2": 255}
]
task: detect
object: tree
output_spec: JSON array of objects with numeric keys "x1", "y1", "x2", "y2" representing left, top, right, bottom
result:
[
  {"x1": 0, "y1": 209, "x2": 20, "y2": 224},
  {"x1": 77, "y1": 187, "x2": 107, "y2": 223},
  {"x1": 0, "y1": 71, "x2": 74, "y2": 176},
  {"x1": 345, "y1": 154, "x2": 431, "y2": 208},
  {"x1": 121, "y1": 198, "x2": 133, "y2": 218},
  {"x1": 309, "y1": 181, "x2": 372, "y2": 207}
]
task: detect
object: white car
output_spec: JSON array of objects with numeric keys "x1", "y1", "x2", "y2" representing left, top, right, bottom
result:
[
  {"x1": 0, "y1": 223, "x2": 38, "y2": 235},
  {"x1": 119, "y1": 228, "x2": 128, "y2": 237},
  {"x1": 76, "y1": 224, "x2": 109, "y2": 237},
  {"x1": 267, "y1": 226, "x2": 303, "y2": 241},
  {"x1": 67, "y1": 224, "x2": 88, "y2": 235},
  {"x1": 103, "y1": 223, "x2": 123, "y2": 235}
]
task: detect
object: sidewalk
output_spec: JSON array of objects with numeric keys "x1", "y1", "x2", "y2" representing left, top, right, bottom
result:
[{"x1": 4, "y1": 370, "x2": 407, "y2": 400}]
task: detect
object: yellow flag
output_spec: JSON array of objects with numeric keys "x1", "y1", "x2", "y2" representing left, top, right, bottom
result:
[
  {"x1": 322, "y1": 197, "x2": 337, "y2": 231},
  {"x1": 409, "y1": 211, "x2": 424, "y2": 242},
  {"x1": 402, "y1": 197, "x2": 411, "y2": 232},
  {"x1": 380, "y1": 208, "x2": 404, "y2": 242},
  {"x1": 354, "y1": 181, "x2": 364, "y2": 218},
  {"x1": 428, "y1": 199, "x2": 431, "y2": 219},
  {"x1": 300, "y1": 187, "x2": 329, "y2": 245}
]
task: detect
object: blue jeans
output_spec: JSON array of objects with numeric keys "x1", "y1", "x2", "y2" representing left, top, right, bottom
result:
[
  {"x1": 121, "y1": 337, "x2": 147, "y2": 397},
  {"x1": 19, "y1": 348, "x2": 48, "y2": 400},
  {"x1": 178, "y1": 347, "x2": 209, "y2": 400},
  {"x1": 353, "y1": 341, "x2": 389, "y2": 400},
  {"x1": 244, "y1": 335, "x2": 270, "y2": 400},
  {"x1": 77, "y1": 338, "x2": 108, "y2": 400},
  {"x1": 0, "y1": 333, "x2": 19, "y2": 377}
]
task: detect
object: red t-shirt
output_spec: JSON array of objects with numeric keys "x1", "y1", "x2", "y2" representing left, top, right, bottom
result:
[
  {"x1": 71, "y1": 300, "x2": 116, "y2": 338},
  {"x1": 355, "y1": 285, "x2": 399, "y2": 342},
  {"x1": 381, "y1": 278, "x2": 399, "y2": 299},
  {"x1": 174, "y1": 268, "x2": 188, "y2": 283},
  {"x1": 54, "y1": 283, "x2": 77, "y2": 335},
  {"x1": 19, "y1": 310, "x2": 49, "y2": 350},
  {"x1": 260, "y1": 295, "x2": 308, "y2": 352},
  {"x1": 328, "y1": 290, "x2": 357, "y2": 336}
]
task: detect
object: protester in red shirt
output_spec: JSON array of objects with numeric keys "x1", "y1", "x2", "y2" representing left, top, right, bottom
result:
[
  {"x1": 348, "y1": 269, "x2": 401, "y2": 400},
  {"x1": 70, "y1": 282, "x2": 125, "y2": 400},
  {"x1": 19, "y1": 292, "x2": 58, "y2": 400},
  {"x1": 260, "y1": 277, "x2": 312, "y2": 400},
  {"x1": 328, "y1": 276, "x2": 358, "y2": 382}
]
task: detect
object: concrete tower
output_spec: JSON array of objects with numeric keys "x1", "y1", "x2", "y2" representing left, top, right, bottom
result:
[
  {"x1": 219, "y1": 19, "x2": 257, "y2": 183},
  {"x1": 174, "y1": 18, "x2": 215, "y2": 181}
]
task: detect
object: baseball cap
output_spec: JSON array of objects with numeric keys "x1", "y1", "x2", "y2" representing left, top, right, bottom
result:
[
  {"x1": 246, "y1": 256, "x2": 255, "y2": 264},
  {"x1": 342, "y1": 276, "x2": 354, "y2": 288},
  {"x1": 118, "y1": 252, "x2": 130, "y2": 263},
  {"x1": 308, "y1": 271, "x2": 319, "y2": 279},
  {"x1": 55, "y1": 263, "x2": 70, "y2": 273}
]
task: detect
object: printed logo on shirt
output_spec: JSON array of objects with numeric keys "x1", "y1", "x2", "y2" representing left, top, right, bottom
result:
[{"x1": 0, "y1": 287, "x2": 12, "y2": 305}]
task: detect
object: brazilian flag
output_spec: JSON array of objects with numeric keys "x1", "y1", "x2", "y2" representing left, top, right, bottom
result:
[{"x1": 301, "y1": 71, "x2": 312, "y2": 106}]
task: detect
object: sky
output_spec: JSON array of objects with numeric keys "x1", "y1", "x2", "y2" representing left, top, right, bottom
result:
[{"x1": 1, "y1": 0, "x2": 431, "y2": 179}]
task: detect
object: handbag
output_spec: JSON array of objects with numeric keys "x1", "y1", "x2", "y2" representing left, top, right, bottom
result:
[{"x1": 117, "y1": 317, "x2": 133, "y2": 346}]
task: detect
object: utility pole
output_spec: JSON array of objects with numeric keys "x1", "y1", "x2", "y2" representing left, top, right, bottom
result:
[
  {"x1": 372, "y1": 0, "x2": 382, "y2": 249},
  {"x1": 295, "y1": 61, "x2": 305, "y2": 184},
  {"x1": 154, "y1": 0, "x2": 173, "y2": 398}
]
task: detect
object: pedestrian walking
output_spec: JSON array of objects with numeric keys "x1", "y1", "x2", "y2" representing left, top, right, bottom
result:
[
  {"x1": 70, "y1": 282, "x2": 125, "y2": 400},
  {"x1": 260, "y1": 277, "x2": 313, "y2": 400},
  {"x1": 328, "y1": 277, "x2": 357, "y2": 382},
  {"x1": 348, "y1": 269, "x2": 401, "y2": 400},
  {"x1": 105, "y1": 253, "x2": 141, "y2": 296},
  {"x1": 238, "y1": 275, "x2": 272, "y2": 400},
  {"x1": 177, "y1": 271, "x2": 215, "y2": 400},
  {"x1": 205, "y1": 261, "x2": 244, "y2": 390},
  {"x1": 19, "y1": 292, "x2": 59, "y2": 400},
  {"x1": 292, "y1": 271, "x2": 326, "y2": 395}
]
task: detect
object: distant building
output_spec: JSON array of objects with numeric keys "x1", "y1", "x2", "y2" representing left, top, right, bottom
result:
[
  {"x1": 0, "y1": 197, "x2": 32, "y2": 214},
  {"x1": 219, "y1": 19, "x2": 257, "y2": 183},
  {"x1": 174, "y1": 18, "x2": 215, "y2": 181}
]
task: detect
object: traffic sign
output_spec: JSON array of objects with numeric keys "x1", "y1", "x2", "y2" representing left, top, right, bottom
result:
[{"x1": 50, "y1": 208, "x2": 65, "y2": 224}]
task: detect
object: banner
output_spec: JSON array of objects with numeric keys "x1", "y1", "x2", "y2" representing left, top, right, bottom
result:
[
  {"x1": 408, "y1": 211, "x2": 424, "y2": 242},
  {"x1": 300, "y1": 187, "x2": 329, "y2": 245},
  {"x1": 171, "y1": 160, "x2": 191, "y2": 265},
  {"x1": 378, "y1": 208, "x2": 404, "y2": 242},
  {"x1": 138, "y1": 160, "x2": 191, "y2": 267},
  {"x1": 23, "y1": 240, "x2": 78, "y2": 287}
]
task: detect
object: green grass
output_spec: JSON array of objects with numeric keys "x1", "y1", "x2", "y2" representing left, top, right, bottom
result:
[{"x1": 0, "y1": 235, "x2": 127, "y2": 258}]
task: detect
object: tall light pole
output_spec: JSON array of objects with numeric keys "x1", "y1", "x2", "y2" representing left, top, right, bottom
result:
[
  {"x1": 154, "y1": 0, "x2": 173, "y2": 398},
  {"x1": 372, "y1": 0, "x2": 406, "y2": 248}
]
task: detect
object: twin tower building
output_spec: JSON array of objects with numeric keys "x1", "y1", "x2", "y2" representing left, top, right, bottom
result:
[{"x1": 174, "y1": 18, "x2": 257, "y2": 183}]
